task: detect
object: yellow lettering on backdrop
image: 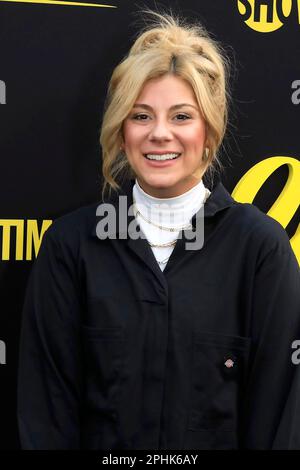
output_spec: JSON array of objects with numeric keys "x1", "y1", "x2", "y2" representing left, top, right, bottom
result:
[
  {"x1": 232, "y1": 156, "x2": 300, "y2": 264},
  {"x1": 0, "y1": 0, "x2": 116, "y2": 8},
  {"x1": 0, "y1": 220, "x2": 24, "y2": 260},
  {"x1": 0, "y1": 219, "x2": 53, "y2": 260},
  {"x1": 26, "y1": 220, "x2": 52, "y2": 260},
  {"x1": 237, "y1": 0, "x2": 295, "y2": 33}
]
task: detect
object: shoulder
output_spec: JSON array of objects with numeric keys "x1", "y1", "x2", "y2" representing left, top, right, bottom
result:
[
  {"x1": 228, "y1": 201, "x2": 292, "y2": 255},
  {"x1": 41, "y1": 201, "x2": 100, "y2": 250}
]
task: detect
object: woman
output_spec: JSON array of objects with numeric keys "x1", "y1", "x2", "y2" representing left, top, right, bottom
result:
[{"x1": 18, "y1": 11, "x2": 300, "y2": 450}]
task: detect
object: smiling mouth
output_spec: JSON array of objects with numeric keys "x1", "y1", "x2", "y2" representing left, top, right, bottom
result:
[{"x1": 143, "y1": 153, "x2": 181, "y2": 161}]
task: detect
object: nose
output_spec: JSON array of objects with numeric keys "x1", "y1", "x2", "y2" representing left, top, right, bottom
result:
[{"x1": 148, "y1": 117, "x2": 173, "y2": 142}]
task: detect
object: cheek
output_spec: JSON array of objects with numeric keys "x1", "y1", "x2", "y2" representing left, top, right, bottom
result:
[
  {"x1": 124, "y1": 127, "x2": 144, "y2": 150},
  {"x1": 194, "y1": 126, "x2": 206, "y2": 148},
  {"x1": 122, "y1": 122, "x2": 133, "y2": 145},
  {"x1": 184, "y1": 134, "x2": 206, "y2": 152},
  {"x1": 181, "y1": 123, "x2": 206, "y2": 147}
]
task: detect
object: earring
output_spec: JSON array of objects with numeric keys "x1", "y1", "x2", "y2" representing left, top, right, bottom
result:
[{"x1": 203, "y1": 147, "x2": 209, "y2": 160}]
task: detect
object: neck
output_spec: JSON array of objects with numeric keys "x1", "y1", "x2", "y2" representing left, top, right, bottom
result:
[{"x1": 133, "y1": 178, "x2": 210, "y2": 227}]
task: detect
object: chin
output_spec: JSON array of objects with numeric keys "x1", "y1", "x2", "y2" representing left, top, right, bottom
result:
[{"x1": 141, "y1": 175, "x2": 179, "y2": 189}]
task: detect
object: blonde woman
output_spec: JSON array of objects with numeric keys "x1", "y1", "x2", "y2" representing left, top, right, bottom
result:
[{"x1": 18, "y1": 10, "x2": 300, "y2": 450}]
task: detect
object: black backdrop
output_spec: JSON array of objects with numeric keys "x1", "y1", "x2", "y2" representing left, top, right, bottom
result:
[{"x1": 0, "y1": 0, "x2": 299, "y2": 450}]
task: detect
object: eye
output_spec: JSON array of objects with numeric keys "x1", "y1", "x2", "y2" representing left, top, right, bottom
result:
[
  {"x1": 131, "y1": 113, "x2": 150, "y2": 120},
  {"x1": 174, "y1": 113, "x2": 191, "y2": 121}
]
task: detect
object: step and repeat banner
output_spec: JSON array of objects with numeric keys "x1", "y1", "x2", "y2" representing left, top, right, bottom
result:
[{"x1": 0, "y1": 0, "x2": 299, "y2": 450}]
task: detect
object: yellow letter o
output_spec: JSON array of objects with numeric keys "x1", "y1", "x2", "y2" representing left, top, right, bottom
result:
[{"x1": 232, "y1": 156, "x2": 300, "y2": 265}]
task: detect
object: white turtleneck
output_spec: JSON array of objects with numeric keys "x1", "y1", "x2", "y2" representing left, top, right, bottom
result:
[{"x1": 132, "y1": 179, "x2": 211, "y2": 271}]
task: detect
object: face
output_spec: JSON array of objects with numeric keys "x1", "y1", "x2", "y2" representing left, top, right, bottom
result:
[{"x1": 122, "y1": 74, "x2": 207, "y2": 198}]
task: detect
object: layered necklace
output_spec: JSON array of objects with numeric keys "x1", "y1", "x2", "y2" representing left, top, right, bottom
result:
[{"x1": 132, "y1": 188, "x2": 210, "y2": 266}]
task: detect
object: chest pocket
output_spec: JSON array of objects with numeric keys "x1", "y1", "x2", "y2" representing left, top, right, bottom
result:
[{"x1": 188, "y1": 331, "x2": 251, "y2": 432}]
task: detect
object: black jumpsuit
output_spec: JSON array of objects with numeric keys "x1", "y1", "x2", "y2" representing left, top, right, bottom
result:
[{"x1": 17, "y1": 177, "x2": 300, "y2": 449}]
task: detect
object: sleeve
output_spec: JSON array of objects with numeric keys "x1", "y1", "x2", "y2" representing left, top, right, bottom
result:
[
  {"x1": 17, "y1": 225, "x2": 84, "y2": 449},
  {"x1": 240, "y1": 227, "x2": 300, "y2": 449}
]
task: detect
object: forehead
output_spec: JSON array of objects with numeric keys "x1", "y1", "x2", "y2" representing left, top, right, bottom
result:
[{"x1": 135, "y1": 74, "x2": 198, "y2": 106}]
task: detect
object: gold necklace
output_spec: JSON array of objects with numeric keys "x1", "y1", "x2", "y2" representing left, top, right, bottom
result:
[
  {"x1": 132, "y1": 196, "x2": 192, "y2": 232},
  {"x1": 133, "y1": 189, "x2": 210, "y2": 249},
  {"x1": 157, "y1": 255, "x2": 170, "y2": 265},
  {"x1": 148, "y1": 239, "x2": 177, "y2": 248}
]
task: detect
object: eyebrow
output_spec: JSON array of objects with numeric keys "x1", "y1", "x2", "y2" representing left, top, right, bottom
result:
[{"x1": 132, "y1": 103, "x2": 199, "y2": 112}]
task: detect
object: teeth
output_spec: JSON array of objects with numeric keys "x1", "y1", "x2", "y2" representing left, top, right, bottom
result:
[{"x1": 145, "y1": 153, "x2": 180, "y2": 161}]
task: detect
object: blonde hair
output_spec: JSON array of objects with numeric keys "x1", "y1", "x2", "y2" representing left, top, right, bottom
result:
[{"x1": 100, "y1": 8, "x2": 232, "y2": 201}]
